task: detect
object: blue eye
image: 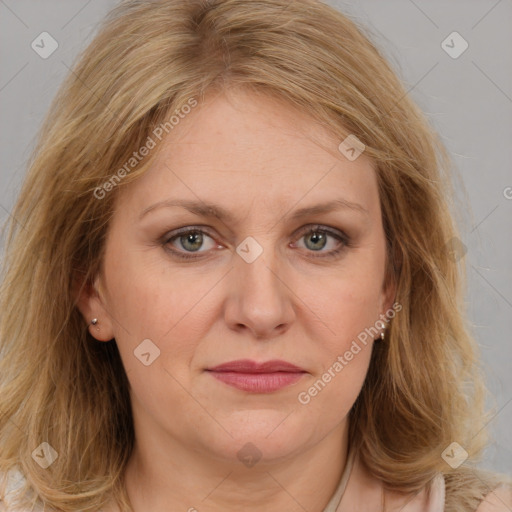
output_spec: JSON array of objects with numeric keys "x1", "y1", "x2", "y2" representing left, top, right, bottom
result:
[
  {"x1": 166, "y1": 229, "x2": 216, "y2": 256},
  {"x1": 162, "y1": 225, "x2": 349, "y2": 261},
  {"x1": 293, "y1": 225, "x2": 349, "y2": 258}
]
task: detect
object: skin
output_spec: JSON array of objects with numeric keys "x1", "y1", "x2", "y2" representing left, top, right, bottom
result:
[{"x1": 78, "y1": 87, "x2": 396, "y2": 512}]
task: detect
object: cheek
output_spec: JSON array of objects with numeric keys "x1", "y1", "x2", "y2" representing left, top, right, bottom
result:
[
  {"x1": 102, "y1": 243, "x2": 219, "y2": 381},
  {"x1": 293, "y1": 276, "x2": 380, "y2": 418},
  {"x1": 102, "y1": 254, "x2": 204, "y2": 419},
  {"x1": 291, "y1": 250, "x2": 385, "y2": 408},
  {"x1": 297, "y1": 254, "x2": 385, "y2": 348},
  {"x1": 103, "y1": 236, "x2": 195, "y2": 333},
  {"x1": 329, "y1": 283, "x2": 383, "y2": 345}
]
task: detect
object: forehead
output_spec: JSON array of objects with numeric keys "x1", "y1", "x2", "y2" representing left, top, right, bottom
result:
[{"x1": 117, "y1": 88, "x2": 380, "y2": 225}]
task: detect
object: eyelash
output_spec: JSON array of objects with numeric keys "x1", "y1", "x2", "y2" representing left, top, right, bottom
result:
[{"x1": 161, "y1": 224, "x2": 350, "y2": 261}]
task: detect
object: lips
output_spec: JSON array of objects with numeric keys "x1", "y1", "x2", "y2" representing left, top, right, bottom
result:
[
  {"x1": 208, "y1": 359, "x2": 305, "y2": 373},
  {"x1": 206, "y1": 359, "x2": 306, "y2": 393}
]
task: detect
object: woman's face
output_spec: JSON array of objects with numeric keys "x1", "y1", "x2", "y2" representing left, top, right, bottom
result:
[{"x1": 80, "y1": 88, "x2": 395, "y2": 466}]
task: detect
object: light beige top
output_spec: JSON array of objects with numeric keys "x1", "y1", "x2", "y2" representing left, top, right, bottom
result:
[
  {"x1": 322, "y1": 447, "x2": 512, "y2": 512},
  {"x1": 322, "y1": 446, "x2": 445, "y2": 512}
]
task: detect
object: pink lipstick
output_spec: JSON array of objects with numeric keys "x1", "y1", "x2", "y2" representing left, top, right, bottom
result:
[{"x1": 206, "y1": 359, "x2": 306, "y2": 393}]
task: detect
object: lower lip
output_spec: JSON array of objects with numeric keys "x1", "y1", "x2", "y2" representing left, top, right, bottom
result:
[{"x1": 207, "y1": 371, "x2": 305, "y2": 392}]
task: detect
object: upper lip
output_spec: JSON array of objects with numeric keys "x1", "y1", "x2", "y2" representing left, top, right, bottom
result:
[{"x1": 207, "y1": 359, "x2": 306, "y2": 373}]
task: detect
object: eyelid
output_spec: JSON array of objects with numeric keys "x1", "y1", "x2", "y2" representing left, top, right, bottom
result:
[
  {"x1": 163, "y1": 223, "x2": 347, "y2": 242},
  {"x1": 293, "y1": 223, "x2": 349, "y2": 242},
  {"x1": 161, "y1": 223, "x2": 350, "y2": 260}
]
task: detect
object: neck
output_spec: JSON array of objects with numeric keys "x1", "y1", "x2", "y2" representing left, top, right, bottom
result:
[{"x1": 123, "y1": 422, "x2": 349, "y2": 512}]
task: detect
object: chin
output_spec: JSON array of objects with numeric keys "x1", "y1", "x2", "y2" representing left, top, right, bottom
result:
[{"x1": 197, "y1": 411, "x2": 315, "y2": 466}]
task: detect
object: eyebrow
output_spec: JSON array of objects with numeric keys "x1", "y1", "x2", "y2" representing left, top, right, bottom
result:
[{"x1": 138, "y1": 198, "x2": 369, "y2": 223}]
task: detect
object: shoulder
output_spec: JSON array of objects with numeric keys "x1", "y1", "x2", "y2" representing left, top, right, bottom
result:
[
  {"x1": 383, "y1": 473, "x2": 445, "y2": 512},
  {"x1": 0, "y1": 468, "x2": 43, "y2": 512},
  {"x1": 0, "y1": 467, "x2": 26, "y2": 503},
  {"x1": 346, "y1": 453, "x2": 446, "y2": 512},
  {"x1": 475, "y1": 484, "x2": 512, "y2": 512},
  {"x1": 443, "y1": 466, "x2": 512, "y2": 512}
]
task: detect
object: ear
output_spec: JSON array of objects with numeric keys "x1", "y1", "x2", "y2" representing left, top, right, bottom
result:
[{"x1": 73, "y1": 271, "x2": 115, "y2": 342}]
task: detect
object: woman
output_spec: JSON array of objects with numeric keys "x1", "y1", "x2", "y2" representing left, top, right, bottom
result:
[{"x1": 0, "y1": 0, "x2": 510, "y2": 511}]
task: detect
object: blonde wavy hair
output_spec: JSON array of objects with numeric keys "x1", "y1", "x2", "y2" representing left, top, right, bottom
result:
[{"x1": 0, "y1": 0, "x2": 508, "y2": 511}]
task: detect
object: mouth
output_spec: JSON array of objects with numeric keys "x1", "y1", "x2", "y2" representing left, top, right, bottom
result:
[{"x1": 205, "y1": 359, "x2": 307, "y2": 393}]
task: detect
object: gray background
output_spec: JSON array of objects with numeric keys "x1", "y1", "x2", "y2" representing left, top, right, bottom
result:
[{"x1": 0, "y1": 0, "x2": 510, "y2": 474}]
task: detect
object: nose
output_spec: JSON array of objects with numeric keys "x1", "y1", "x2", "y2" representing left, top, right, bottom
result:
[{"x1": 223, "y1": 244, "x2": 296, "y2": 340}]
